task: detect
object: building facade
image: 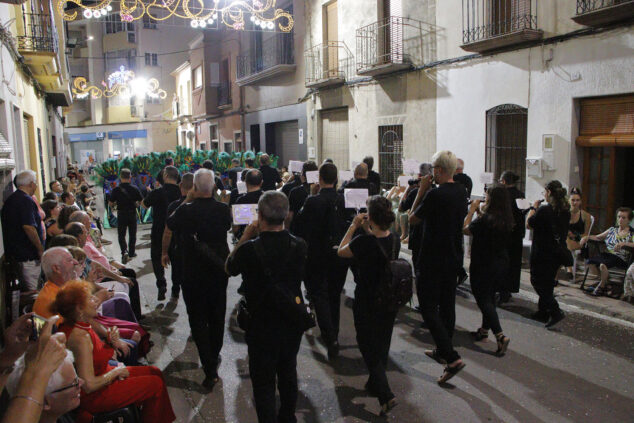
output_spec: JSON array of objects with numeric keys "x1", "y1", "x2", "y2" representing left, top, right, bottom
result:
[
  {"x1": 64, "y1": 10, "x2": 197, "y2": 162},
  {"x1": 303, "y1": 0, "x2": 634, "y2": 227}
]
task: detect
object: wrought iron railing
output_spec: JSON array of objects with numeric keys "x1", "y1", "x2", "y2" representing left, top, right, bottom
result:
[
  {"x1": 305, "y1": 41, "x2": 354, "y2": 85},
  {"x1": 576, "y1": 0, "x2": 631, "y2": 14},
  {"x1": 356, "y1": 16, "x2": 427, "y2": 71},
  {"x1": 218, "y1": 81, "x2": 232, "y2": 106},
  {"x1": 462, "y1": 0, "x2": 538, "y2": 45},
  {"x1": 236, "y1": 32, "x2": 294, "y2": 80},
  {"x1": 16, "y1": 13, "x2": 59, "y2": 53}
]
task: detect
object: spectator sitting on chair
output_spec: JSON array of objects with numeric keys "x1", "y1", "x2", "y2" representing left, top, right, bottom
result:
[
  {"x1": 580, "y1": 207, "x2": 634, "y2": 297},
  {"x1": 565, "y1": 187, "x2": 593, "y2": 280},
  {"x1": 61, "y1": 192, "x2": 78, "y2": 208}
]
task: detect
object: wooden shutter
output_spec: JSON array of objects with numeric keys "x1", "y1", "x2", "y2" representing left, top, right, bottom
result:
[{"x1": 577, "y1": 95, "x2": 634, "y2": 147}]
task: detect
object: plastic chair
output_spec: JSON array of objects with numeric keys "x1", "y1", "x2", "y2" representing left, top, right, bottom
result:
[{"x1": 580, "y1": 240, "x2": 634, "y2": 295}]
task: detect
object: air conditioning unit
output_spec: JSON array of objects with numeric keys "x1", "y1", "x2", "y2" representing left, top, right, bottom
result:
[{"x1": 131, "y1": 105, "x2": 144, "y2": 118}]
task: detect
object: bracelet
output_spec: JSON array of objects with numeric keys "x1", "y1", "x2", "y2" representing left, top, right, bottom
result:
[{"x1": 13, "y1": 395, "x2": 44, "y2": 407}]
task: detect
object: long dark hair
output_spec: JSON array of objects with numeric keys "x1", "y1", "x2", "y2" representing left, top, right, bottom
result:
[
  {"x1": 545, "y1": 180, "x2": 570, "y2": 214},
  {"x1": 482, "y1": 184, "x2": 514, "y2": 232}
]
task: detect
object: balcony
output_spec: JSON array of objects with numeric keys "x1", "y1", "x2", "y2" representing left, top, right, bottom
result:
[
  {"x1": 461, "y1": 0, "x2": 543, "y2": 53},
  {"x1": 573, "y1": 0, "x2": 634, "y2": 27},
  {"x1": 17, "y1": 13, "x2": 64, "y2": 91},
  {"x1": 236, "y1": 33, "x2": 296, "y2": 86},
  {"x1": 305, "y1": 42, "x2": 354, "y2": 89},
  {"x1": 218, "y1": 81, "x2": 232, "y2": 110},
  {"x1": 356, "y1": 17, "x2": 428, "y2": 77}
]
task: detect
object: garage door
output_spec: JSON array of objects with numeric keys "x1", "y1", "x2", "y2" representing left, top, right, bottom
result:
[
  {"x1": 321, "y1": 108, "x2": 349, "y2": 170},
  {"x1": 275, "y1": 120, "x2": 299, "y2": 167}
]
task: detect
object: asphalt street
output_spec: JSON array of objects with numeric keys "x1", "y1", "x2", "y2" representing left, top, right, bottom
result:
[{"x1": 110, "y1": 225, "x2": 634, "y2": 423}]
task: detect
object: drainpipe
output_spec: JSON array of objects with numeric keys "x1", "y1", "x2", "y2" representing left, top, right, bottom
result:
[{"x1": 239, "y1": 35, "x2": 246, "y2": 151}]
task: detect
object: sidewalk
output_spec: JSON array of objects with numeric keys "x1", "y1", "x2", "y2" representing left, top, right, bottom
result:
[{"x1": 400, "y1": 246, "x2": 634, "y2": 326}]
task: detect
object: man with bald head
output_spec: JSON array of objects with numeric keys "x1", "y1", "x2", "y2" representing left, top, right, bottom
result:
[
  {"x1": 338, "y1": 162, "x2": 379, "y2": 196},
  {"x1": 259, "y1": 154, "x2": 282, "y2": 191},
  {"x1": 33, "y1": 247, "x2": 79, "y2": 318},
  {"x1": 166, "y1": 168, "x2": 232, "y2": 389}
]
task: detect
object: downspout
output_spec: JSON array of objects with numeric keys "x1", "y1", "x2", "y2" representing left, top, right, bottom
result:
[{"x1": 238, "y1": 36, "x2": 246, "y2": 151}]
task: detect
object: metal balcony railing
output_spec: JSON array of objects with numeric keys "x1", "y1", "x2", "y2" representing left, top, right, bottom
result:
[
  {"x1": 576, "y1": 0, "x2": 631, "y2": 14},
  {"x1": 236, "y1": 32, "x2": 294, "y2": 80},
  {"x1": 16, "y1": 13, "x2": 59, "y2": 53},
  {"x1": 218, "y1": 81, "x2": 232, "y2": 106},
  {"x1": 305, "y1": 41, "x2": 354, "y2": 86},
  {"x1": 462, "y1": 0, "x2": 538, "y2": 45},
  {"x1": 356, "y1": 16, "x2": 428, "y2": 71}
]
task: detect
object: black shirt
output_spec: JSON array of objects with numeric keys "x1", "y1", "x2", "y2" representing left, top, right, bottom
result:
[
  {"x1": 339, "y1": 178, "x2": 379, "y2": 196},
  {"x1": 110, "y1": 183, "x2": 143, "y2": 212},
  {"x1": 506, "y1": 186, "x2": 526, "y2": 239},
  {"x1": 166, "y1": 197, "x2": 232, "y2": 273},
  {"x1": 144, "y1": 183, "x2": 181, "y2": 233},
  {"x1": 527, "y1": 204, "x2": 570, "y2": 265},
  {"x1": 368, "y1": 170, "x2": 381, "y2": 191},
  {"x1": 215, "y1": 176, "x2": 225, "y2": 191},
  {"x1": 454, "y1": 173, "x2": 473, "y2": 199},
  {"x1": 281, "y1": 178, "x2": 301, "y2": 197},
  {"x1": 288, "y1": 184, "x2": 310, "y2": 234},
  {"x1": 166, "y1": 197, "x2": 184, "y2": 252},
  {"x1": 414, "y1": 183, "x2": 468, "y2": 278},
  {"x1": 349, "y1": 233, "x2": 400, "y2": 302},
  {"x1": 226, "y1": 231, "x2": 307, "y2": 338},
  {"x1": 235, "y1": 189, "x2": 263, "y2": 206},
  {"x1": 228, "y1": 167, "x2": 243, "y2": 188},
  {"x1": 260, "y1": 165, "x2": 281, "y2": 191},
  {"x1": 468, "y1": 214, "x2": 510, "y2": 281},
  {"x1": 156, "y1": 166, "x2": 181, "y2": 186},
  {"x1": 1, "y1": 190, "x2": 44, "y2": 261},
  {"x1": 229, "y1": 188, "x2": 241, "y2": 206}
]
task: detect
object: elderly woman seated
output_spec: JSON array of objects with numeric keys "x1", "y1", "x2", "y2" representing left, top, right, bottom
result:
[
  {"x1": 581, "y1": 207, "x2": 634, "y2": 296},
  {"x1": 51, "y1": 281, "x2": 175, "y2": 423}
]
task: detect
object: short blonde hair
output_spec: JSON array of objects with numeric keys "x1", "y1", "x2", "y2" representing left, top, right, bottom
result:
[{"x1": 431, "y1": 150, "x2": 458, "y2": 176}]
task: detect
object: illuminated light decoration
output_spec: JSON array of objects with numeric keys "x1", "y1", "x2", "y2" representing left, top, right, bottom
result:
[
  {"x1": 72, "y1": 71, "x2": 167, "y2": 101},
  {"x1": 56, "y1": 0, "x2": 294, "y2": 32}
]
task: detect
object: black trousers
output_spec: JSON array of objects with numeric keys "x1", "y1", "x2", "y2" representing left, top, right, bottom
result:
[
  {"x1": 471, "y1": 277, "x2": 503, "y2": 334},
  {"x1": 102, "y1": 268, "x2": 142, "y2": 319},
  {"x1": 305, "y1": 252, "x2": 349, "y2": 345},
  {"x1": 181, "y1": 274, "x2": 227, "y2": 378},
  {"x1": 419, "y1": 277, "x2": 460, "y2": 364},
  {"x1": 168, "y1": 247, "x2": 182, "y2": 296},
  {"x1": 531, "y1": 261, "x2": 561, "y2": 316},
  {"x1": 354, "y1": 300, "x2": 396, "y2": 404},
  {"x1": 247, "y1": 331, "x2": 302, "y2": 423},
  {"x1": 505, "y1": 236, "x2": 524, "y2": 294},
  {"x1": 150, "y1": 229, "x2": 166, "y2": 290},
  {"x1": 117, "y1": 210, "x2": 137, "y2": 256}
]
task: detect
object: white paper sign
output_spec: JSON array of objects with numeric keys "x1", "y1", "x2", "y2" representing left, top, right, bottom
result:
[
  {"x1": 232, "y1": 204, "x2": 258, "y2": 225},
  {"x1": 398, "y1": 175, "x2": 410, "y2": 187},
  {"x1": 339, "y1": 170, "x2": 354, "y2": 182},
  {"x1": 344, "y1": 188, "x2": 369, "y2": 210},
  {"x1": 402, "y1": 159, "x2": 420, "y2": 175},
  {"x1": 237, "y1": 181, "x2": 247, "y2": 194},
  {"x1": 306, "y1": 171, "x2": 319, "y2": 184},
  {"x1": 515, "y1": 198, "x2": 531, "y2": 210},
  {"x1": 237, "y1": 171, "x2": 243, "y2": 182},
  {"x1": 479, "y1": 172, "x2": 494, "y2": 184},
  {"x1": 298, "y1": 128, "x2": 304, "y2": 145},
  {"x1": 289, "y1": 160, "x2": 304, "y2": 173}
]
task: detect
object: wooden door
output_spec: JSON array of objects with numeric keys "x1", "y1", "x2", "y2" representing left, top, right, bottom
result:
[{"x1": 582, "y1": 147, "x2": 615, "y2": 233}]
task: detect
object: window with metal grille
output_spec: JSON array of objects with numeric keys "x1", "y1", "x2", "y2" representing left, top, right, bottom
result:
[
  {"x1": 378, "y1": 124, "x2": 403, "y2": 189},
  {"x1": 145, "y1": 53, "x2": 158, "y2": 66},
  {"x1": 485, "y1": 104, "x2": 527, "y2": 193}
]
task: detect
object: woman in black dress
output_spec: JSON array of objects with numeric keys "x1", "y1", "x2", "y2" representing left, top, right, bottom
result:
[
  {"x1": 463, "y1": 185, "x2": 513, "y2": 355},
  {"x1": 499, "y1": 171, "x2": 525, "y2": 303},
  {"x1": 527, "y1": 180, "x2": 571, "y2": 328},
  {"x1": 338, "y1": 195, "x2": 400, "y2": 415}
]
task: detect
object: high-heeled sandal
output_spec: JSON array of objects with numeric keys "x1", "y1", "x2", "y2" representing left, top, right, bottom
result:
[
  {"x1": 470, "y1": 327, "x2": 489, "y2": 341},
  {"x1": 495, "y1": 333, "x2": 510, "y2": 357}
]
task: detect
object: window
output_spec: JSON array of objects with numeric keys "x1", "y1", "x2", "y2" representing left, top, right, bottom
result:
[
  {"x1": 485, "y1": 104, "x2": 528, "y2": 193},
  {"x1": 210, "y1": 125, "x2": 219, "y2": 150},
  {"x1": 193, "y1": 66, "x2": 202, "y2": 89},
  {"x1": 143, "y1": 14, "x2": 157, "y2": 29},
  {"x1": 234, "y1": 132, "x2": 243, "y2": 152},
  {"x1": 127, "y1": 32, "x2": 136, "y2": 43},
  {"x1": 224, "y1": 140, "x2": 233, "y2": 153},
  {"x1": 378, "y1": 125, "x2": 403, "y2": 189},
  {"x1": 105, "y1": 15, "x2": 134, "y2": 33},
  {"x1": 145, "y1": 53, "x2": 158, "y2": 66},
  {"x1": 145, "y1": 94, "x2": 161, "y2": 104}
]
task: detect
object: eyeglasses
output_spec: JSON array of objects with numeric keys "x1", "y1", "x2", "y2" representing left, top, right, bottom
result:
[{"x1": 50, "y1": 377, "x2": 80, "y2": 394}]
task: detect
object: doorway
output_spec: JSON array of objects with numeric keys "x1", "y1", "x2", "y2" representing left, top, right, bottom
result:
[{"x1": 250, "y1": 124, "x2": 261, "y2": 152}]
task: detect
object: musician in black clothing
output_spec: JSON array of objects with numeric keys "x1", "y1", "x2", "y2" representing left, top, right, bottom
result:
[
  {"x1": 499, "y1": 171, "x2": 526, "y2": 303},
  {"x1": 143, "y1": 166, "x2": 182, "y2": 300},
  {"x1": 108, "y1": 169, "x2": 142, "y2": 263},
  {"x1": 363, "y1": 156, "x2": 381, "y2": 190},
  {"x1": 286, "y1": 161, "x2": 318, "y2": 233},
  {"x1": 338, "y1": 163, "x2": 379, "y2": 196},
  {"x1": 233, "y1": 170, "x2": 264, "y2": 240},
  {"x1": 294, "y1": 163, "x2": 348, "y2": 359},
  {"x1": 226, "y1": 191, "x2": 307, "y2": 423}
]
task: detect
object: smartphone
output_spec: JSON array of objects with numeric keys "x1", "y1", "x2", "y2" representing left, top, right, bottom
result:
[{"x1": 30, "y1": 314, "x2": 47, "y2": 341}]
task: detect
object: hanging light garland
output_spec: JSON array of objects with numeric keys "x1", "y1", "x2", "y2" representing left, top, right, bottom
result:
[
  {"x1": 57, "y1": 0, "x2": 294, "y2": 32},
  {"x1": 72, "y1": 66, "x2": 167, "y2": 100}
]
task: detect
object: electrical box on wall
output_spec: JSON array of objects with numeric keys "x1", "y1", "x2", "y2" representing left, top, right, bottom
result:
[
  {"x1": 526, "y1": 157, "x2": 543, "y2": 178},
  {"x1": 542, "y1": 134, "x2": 556, "y2": 170}
]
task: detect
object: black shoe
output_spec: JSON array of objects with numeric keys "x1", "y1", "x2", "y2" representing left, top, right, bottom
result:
[
  {"x1": 328, "y1": 341, "x2": 340, "y2": 360},
  {"x1": 545, "y1": 311, "x2": 565, "y2": 328},
  {"x1": 424, "y1": 349, "x2": 447, "y2": 365},
  {"x1": 122, "y1": 253, "x2": 129, "y2": 264},
  {"x1": 498, "y1": 292, "x2": 512, "y2": 305},
  {"x1": 157, "y1": 288, "x2": 167, "y2": 301},
  {"x1": 380, "y1": 397, "x2": 398, "y2": 416},
  {"x1": 202, "y1": 375, "x2": 219, "y2": 390},
  {"x1": 456, "y1": 271, "x2": 468, "y2": 287},
  {"x1": 531, "y1": 310, "x2": 549, "y2": 323},
  {"x1": 128, "y1": 253, "x2": 137, "y2": 258},
  {"x1": 470, "y1": 328, "x2": 489, "y2": 341}
]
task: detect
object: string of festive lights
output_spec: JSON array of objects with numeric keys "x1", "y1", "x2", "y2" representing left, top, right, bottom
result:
[
  {"x1": 57, "y1": 0, "x2": 294, "y2": 32},
  {"x1": 72, "y1": 67, "x2": 167, "y2": 100}
]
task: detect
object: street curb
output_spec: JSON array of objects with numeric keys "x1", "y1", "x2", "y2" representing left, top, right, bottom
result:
[{"x1": 399, "y1": 246, "x2": 634, "y2": 328}]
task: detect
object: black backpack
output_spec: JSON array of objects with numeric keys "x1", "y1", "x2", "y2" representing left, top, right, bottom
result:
[{"x1": 374, "y1": 235, "x2": 413, "y2": 312}]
